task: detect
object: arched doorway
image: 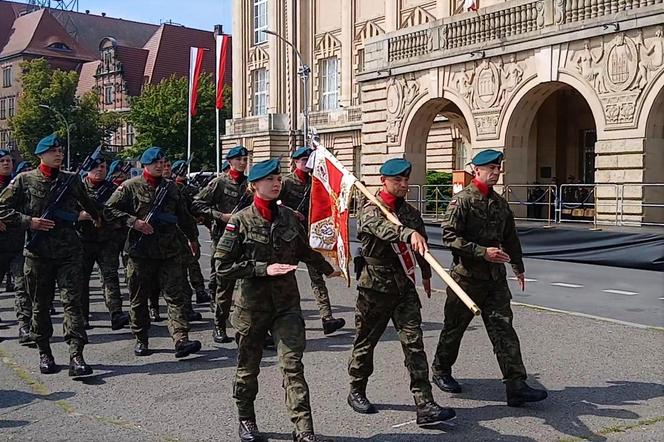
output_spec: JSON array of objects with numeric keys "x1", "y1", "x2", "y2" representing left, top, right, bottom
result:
[{"x1": 643, "y1": 85, "x2": 664, "y2": 224}]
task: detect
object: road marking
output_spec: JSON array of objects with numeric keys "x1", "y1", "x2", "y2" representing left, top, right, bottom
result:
[
  {"x1": 392, "y1": 419, "x2": 417, "y2": 428},
  {"x1": 201, "y1": 253, "x2": 212, "y2": 257},
  {"x1": 660, "y1": 297, "x2": 664, "y2": 301},
  {"x1": 551, "y1": 282, "x2": 583, "y2": 288},
  {"x1": 509, "y1": 277, "x2": 537, "y2": 282},
  {"x1": 602, "y1": 289, "x2": 638, "y2": 296}
]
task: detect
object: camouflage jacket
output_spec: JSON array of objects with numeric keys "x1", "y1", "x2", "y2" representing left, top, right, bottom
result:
[
  {"x1": 0, "y1": 177, "x2": 25, "y2": 253},
  {"x1": 442, "y1": 182, "x2": 524, "y2": 281},
  {"x1": 356, "y1": 193, "x2": 432, "y2": 293},
  {"x1": 191, "y1": 173, "x2": 249, "y2": 240},
  {"x1": 279, "y1": 172, "x2": 310, "y2": 224},
  {"x1": 76, "y1": 178, "x2": 123, "y2": 244},
  {"x1": 214, "y1": 203, "x2": 334, "y2": 313},
  {"x1": 0, "y1": 168, "x2": 100, "y2": 259},
  {"x1": 105, "y1": 175, "x2": 198, "y2": 259}
]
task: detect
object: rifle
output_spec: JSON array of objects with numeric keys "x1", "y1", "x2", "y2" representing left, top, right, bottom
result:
[
  {"x1": 230, "y1": 187, "x2": 253, "y2": 216},
  {"x1": 95, "y1": 161, "x2": 131, "y2": 203},
  {"x1": 131, "y1": 179, "x2": 173, "y2": 250},
  {"x1": 26, "y1": 145, "x2": 103, "y2": 252},
  {"x1": 171, "y1": 153, "x2": 194, "y2": 178},
  {"x1": 294, "y1": 183, "x2": 311, "y2": 214}
]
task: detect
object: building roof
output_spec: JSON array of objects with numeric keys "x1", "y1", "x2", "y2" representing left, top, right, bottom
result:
[
  {"x1": 115, "y1": 45, "x2": 149, "y2": 95},
  {"x1": 0, "y1": 8, "x2": 94, "y2": 61},
  {"x1": 76, "y1": 59, "x2": 100, "y2": 96}
]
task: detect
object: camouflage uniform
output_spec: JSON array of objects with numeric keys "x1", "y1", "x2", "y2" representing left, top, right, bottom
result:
[
  {"x1": 175, "y1": 178, "x2": 206, "y2": 295},
  {"x1": 432, "y1": 182, "x2": 527, "y2": 382},
  {"x1": 215, "y1": 203, "x2": 334, "y2": 434},
  {"x1": 77, "y1": 178, "x2": 125, "y2": 321},
  {"x1": 10, "y1": 251, "x2": 29, "y2": 326},
  {"x1": 348, "y1": 193, "x2": 436, "y2": 406},
  {"x1": 0, "y1": 169, "x2": 100, "y2": 357},
  {"x1": 105, "y1": 175, "x2": 199, "y2": 343},
  {"x1": 191, "y1": 173, "x2": 248, "y2": 330},
  {"x1": 279, "y1": 172, "x2": 333, "y2": 319},
  {"x1": 1, "y1": 178, "x2": 27, "y2": 326}
]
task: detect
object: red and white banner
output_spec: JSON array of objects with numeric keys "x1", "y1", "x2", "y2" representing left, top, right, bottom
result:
[
  {"x1": 464, "y1": 0, "x2": 478, "y2": 11},
  {"x1": 308, "y1": 141, "x2": 356, "y2": 283},
  {"x1": 188, "y1": 47, "x2": 206, "y2": 117},
  {"x1": 215, "y1": 35, "x2": 230, "y2": 110}
]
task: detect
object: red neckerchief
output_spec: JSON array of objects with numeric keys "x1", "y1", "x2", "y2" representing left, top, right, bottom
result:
[
  {"x1": 38, "y1": 164, "x2": 58, "y2": 180},
  {"x1": 379, "y1": 189, "x2": 399, "y2": 211},
  {"x1": 294, "y1": 167, "x2": 309, "y2": 183},
  {"x1": 0, "y1": 174, "x2": 9, "y2": 188},
  {"x1": 471, "y1": 178, "x2": 490, "y2": 197},
  {"x1": 228, "y1": 168, "x2": 243, "y2": 183},
  {"x1": 175, "y1": 176, "x2": 186, "y2": 185},
  {"x1": 112, "y1": 177, "x2": 124, "y2": 186},
  {"x1": 142, "y1": 169, "x2": 161, "y2": 188},
  {"x1": 86, "y1": 176, "x2": 104, "y2": 187},
  {"x1": 253, "y1": 194, "x2": 275, "y2": 222}
]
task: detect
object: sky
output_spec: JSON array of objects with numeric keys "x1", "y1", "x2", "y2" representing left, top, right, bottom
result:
[{"x1": 22, "y1": 0, "x2": 233, "y2": 33}]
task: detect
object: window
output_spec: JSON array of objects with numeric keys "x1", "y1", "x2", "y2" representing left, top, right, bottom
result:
[
  {"x1": 319, "y1": 57, "x2": 339, "y2": 111},
  {"x1": 253, "y1": 0, "x2": 268, "y2": 44},
  {"x1": 453, "y1": 138, "x2": 467, "y2": 170},
  {"x1": 2, "y1": 67, "x2": 11, "y2": 87},
  {"x1": 47, "y1": 42, "x2": 72, "y2": 51},
  {"x1": 7, "y1": 97, "x2": 14, "y2": 117},
  {"x1": 0, "y1": 98, "x2": 5, "y2": 120},
  {"x1": 126, "y1": 123, "x2": 134, "y2": 146},
  {"x1": 252, "y1": 68, "x2": 268, "y2": 116},
  {"x1": 104, "y1": 85, "x2": 115, "y2": 105},
  {"x1": 0, "y1": 130, "x2": 7, "y2": 148}
]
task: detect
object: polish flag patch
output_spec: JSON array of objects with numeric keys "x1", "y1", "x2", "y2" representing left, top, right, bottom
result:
[{"x1": 225, "y1": 223, "x2": 236, "y2": 232}]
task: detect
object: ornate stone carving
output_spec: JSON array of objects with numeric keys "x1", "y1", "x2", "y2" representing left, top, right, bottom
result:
[
  {"x1": 455, "y1": 56, "x2": 526, "y2": 112},
  {"x1": 554, "y1": 0, "x2": 566, "y2": 25},
  {"x1": 400, "y1": 6, "x2": 435, "y2": 29},
  {"x1": 385, "y1": 75, "x2": 425, "y2": 144},
  {"x1": 536, "y1": 1, "x2": 545, "y2": 29},
  {"x1": 474, "y1": 111, "x2": 500, "y2": 136},
  {"x1": 604, "y1": 93, "x2": 639, "y2": 124}
]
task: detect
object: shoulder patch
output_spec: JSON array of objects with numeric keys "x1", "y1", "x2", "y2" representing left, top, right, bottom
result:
[
  {"x1": 449, "y1": 199, "x2": 458, "y2": 207},
  {"x1": 225, "y1": 223, "x2": 236, "y2": 232}
]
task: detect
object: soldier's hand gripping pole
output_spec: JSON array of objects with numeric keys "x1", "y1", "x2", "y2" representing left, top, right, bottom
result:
[{"x1": 353, "y1": 180, "x2": 481, "y2": 316}]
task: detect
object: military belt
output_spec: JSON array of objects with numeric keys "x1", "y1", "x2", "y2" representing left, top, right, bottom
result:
[
  {"x1": 53, "y1": 209, "x2": 77, "y2": 223},
  {"x1": 363, "y1": 256, "x2": 400, "y2": 267},
  {"x1": 153, "y1": 211, "x2": 178, "y2": 224}
]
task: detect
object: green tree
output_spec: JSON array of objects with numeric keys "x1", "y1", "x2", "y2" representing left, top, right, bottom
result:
[
  {"x1": 9, "y1": 58, "x2": 120, "y2": 165},
  {"x1": 126, "y1": 73, "x2": 231, "y2": 171}
]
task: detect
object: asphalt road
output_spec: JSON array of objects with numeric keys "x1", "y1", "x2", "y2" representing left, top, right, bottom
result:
[{"x1": 1, "y1": 226, "x2": 663, "y2": 441}]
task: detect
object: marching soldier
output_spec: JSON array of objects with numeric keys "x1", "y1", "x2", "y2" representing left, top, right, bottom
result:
[
  {"x1": 0, "y1": 134, "x2": 99, "y2": 376},
  {"x1": 431, "y1": 149, "x2": 547, "y2": 407},
  {"x1": 191, "y1": 145, "x2": 249, "y2": 344},
  {"x1": 279, "y1": 147, "x2": 345, "y2": 335},
  {"x1": 77, "y1": 157, "x2": 129, "y2": 330},
  {"x1": 105, "y1": 147, "x2": 202, "y2": 358},
  {"x1": 347, "y1": 158, "x2": 455, "y2": 426},
  {"x1": 108, "y1": 159, "x2": 130, "y2": 185},
  {"x1": 215, "y1": 158, "x2": 338, "y2": 442},
  {"x1": 0, "y1": 149, "x2": 16, "y2": 333}
]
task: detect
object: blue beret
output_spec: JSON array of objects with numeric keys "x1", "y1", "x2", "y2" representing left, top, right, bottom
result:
[
  {"x1": 226, "y1": 145, "x2": 248, "y2": 160},
  {"x1": 0, "y1": 149, "x2": 9, "y2": 159},
  {"x1": 171, "y1": 160, "x2": 187, "y2": 176},
  {"x1": 471, "y1": 149, "x2": 503, "y2": 166},
  {"x1": 108, "y1": 159, "x2": 123, "y2": 175},
  {"x1": 379, "y1": 158, "x2": 412, "y2": 177},
  {"x1": 84, "y1": 155, "x2": 106, "y2": 172},
  {"x1": 221, "y1": 160, "x2": 230, "y2": 171},
  {"x1": 35, "y1": 133, "x2": 63, "y2": 155},
  {"x1": 14, "y1": 160, "x2": 31, "y2": 175},
  {"x1": 291, "y1": 147, "x2": 313, "y2": 160},
  {"x1": 139, "y1": 147, "x2": 165, "y2": 165},
  {"x1": 248, "y1": 158, "x2": 280, "y2": 183}
]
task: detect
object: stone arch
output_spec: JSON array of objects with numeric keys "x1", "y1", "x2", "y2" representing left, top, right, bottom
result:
[
  {"x1": 642, "y1": 78, "x2": 664, "y2": 222},
  {"x1": 640, "y1": 70, "x2": 664, "y2": 139},
  {"x1": 400, "y1": 89, "x2": 476, "y2": 184}
]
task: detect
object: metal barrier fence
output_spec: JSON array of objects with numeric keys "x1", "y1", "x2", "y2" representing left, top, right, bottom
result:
[
  {"x1": 619, "y1": 184, "x2": 664, "y2": 227},
  {"x1": 558, "y1": 183, "x2": 620, "y2": 228},
  {"x1": 504, "y1": 185, "x2": 556, "y2": 227}
]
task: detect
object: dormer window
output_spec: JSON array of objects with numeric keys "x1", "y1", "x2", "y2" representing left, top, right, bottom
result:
[{"x1": 48, "y1": 42, "x2": 72, "y2": 51}]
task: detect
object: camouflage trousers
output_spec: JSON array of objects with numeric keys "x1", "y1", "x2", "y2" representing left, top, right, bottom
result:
[
  {"x1": 24, "y1": 255, "x2": 88, "y2": 357},
  {"x1": 348, "y1": 285, "x2": 433, "y2": 406},
  {"x1": 185, "y1": 245, "x2": 206, "y2": 293},
  {"x1": 149, "y1": 251, "x2": 199, "y2": 317},
  {"x1": 208, "y1": 237, "x2": 218, "y2": 294},
  {"x1": 306, "y1": 264, "x2": 333, "y2": 319},
  {"x1": 1, "y1": 252, "x2": 29, "y2": 327},
  {"x1": 432, "y1": 271, "x2": 527, "y2": 382},
  {"x1": 212, "y1": 237, "x2": 235, "y2": 328},
  {"x1": 126, "y1": 257, "x2": 190, "y2": 342},
  {"x1": 81, "y1": 241, "x2": 124, "y2": 320},
  {"x1": 232, "y1": 307, "x2": 314, "y2": 434}
]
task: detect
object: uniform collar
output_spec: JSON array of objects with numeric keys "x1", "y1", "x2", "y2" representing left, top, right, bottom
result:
[
  {"x1": 253, "y1": 194, "x2": 277, "y2": 222},
  {"x1": 471, "y1": 178, "x2": 491, "y2": 197},
  {"x1": 294, "y1": 167, "x2": 309, "y2": 183},
  {"x1": 379, "y1": 189, "x2": 402, "y2": 211},
  {"x1": 228, "y1": 168, "x2": 244, "y2": 183},
  {"x1": 38, "y1": 163, "x2": 58, "y2": 180},
  {"x1": 142, "y1": 169, "x2": 161, "y2": 187},
  {"x1": 86, "y1": 176, "x2": 104, "y2": 187}
]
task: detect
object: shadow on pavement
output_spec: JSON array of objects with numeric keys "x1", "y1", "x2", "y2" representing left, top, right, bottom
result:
[{"x1": 0, "y1": 389, "x2": 76, "y2": 430}]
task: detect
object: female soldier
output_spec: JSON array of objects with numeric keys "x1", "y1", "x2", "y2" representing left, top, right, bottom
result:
[{"x1": 215, "y1": 158, "x2": 338, "y2": 442}]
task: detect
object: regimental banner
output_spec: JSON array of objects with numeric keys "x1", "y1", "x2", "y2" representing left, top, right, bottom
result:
[{"x1": 308, "y1": 142, "x2": 356, "y2": 284}]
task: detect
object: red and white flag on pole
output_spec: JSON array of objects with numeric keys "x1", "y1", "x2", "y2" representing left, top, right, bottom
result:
[
  {"x1": 215, "y1": 35, "x2": 230, "y2": 110},
  {"x1": 188, "y1": 47, "x2": 206, "y2": 117},
  {"x1": 464, "y1": 0, "x2": 478, "y2": 11},
  {"x1": 307, "y1": 141, "x2": 356, "y2": 283}
]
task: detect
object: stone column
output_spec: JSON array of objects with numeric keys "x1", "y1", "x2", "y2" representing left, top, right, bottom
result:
[
  {"x1": 385, "y1": 0, "x2": 400, "y2": 32},
  {"x1": 340, "y1": 0, "x2": 353, "y2": 108}
]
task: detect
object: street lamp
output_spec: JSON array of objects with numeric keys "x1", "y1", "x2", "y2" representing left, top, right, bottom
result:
[
  {"x1": 39, "y1": 104, "x2": 71, "y2": 169},
  {"x1": 262, "y1": 29, "x2": 311, "y2": 147}
]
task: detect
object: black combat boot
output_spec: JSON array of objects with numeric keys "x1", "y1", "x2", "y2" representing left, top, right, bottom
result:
[
  {"x1": 293, "y1": 431, "x2": 332, "y2": 442},
  {"x1": 187, "y1": 310, "x2": 203, "y2": 321},
  {"x1": 263, "y1": 332, "x2": 275, "y2": 350},
  {"x1": 174, "y1": 338, "x2": 201, "y2": 358},
  {"x1": 83, "y1": 318, "x2": 93, "y2": 330},
  {"x1": 68, "y1": 354, "x2": 93, "y2": 377},
  {"x1": 18, "y1": 325, "x2": 32, "y2": 345},
  {"x1": 111, "y1": 312, "x2": 130, "y2": 330},
  {"x1": 39, "y1": 353, "x2": 57, "y2": 374},
  {"x1": 322, "y1": 316, "x2": 345, "y2": 335},
  {"x1": 347, "y1": 390, "x2": 377, "y2": 414},
  {"x1": 195, "y1": 289, "x2": 211, "y2": 304},
  {"x1": 416, "y1": 401, "x2": 456, "y2": 426},
  {"x1": 134, "y1": 339, "x2": 151, "y2": 356},
  {"x1": 432, "y1": 373, "x2": 462, "y2": 393},
  {"x1": 238, "y1": 419, "x2": 267, "y2": 442},
  {"x1": 213, "y1": 327, "x2": 233, "y2": 344},
  {"x1": 5, "y1": 274, "x2": 15, "y2": 292},
  {"x1": 149, "y1": 307, "x2": 162, "y2": 322},
  {"x1": 50, "y1": 305, "x2": 57, "y2": 315},
  {"x1": 506, "y1": 379, "x2": 548, "y2": 407}
]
